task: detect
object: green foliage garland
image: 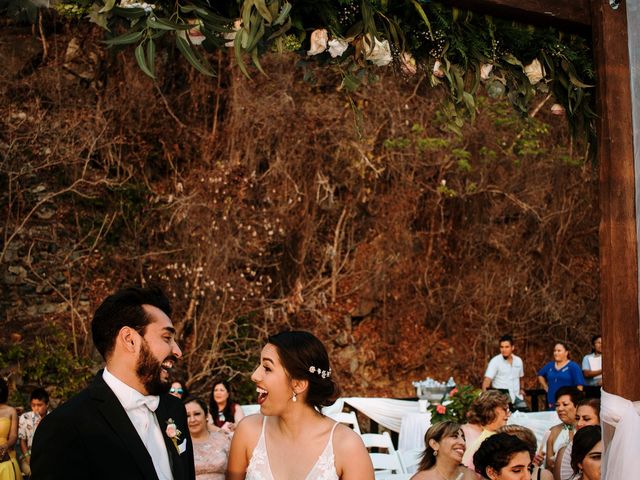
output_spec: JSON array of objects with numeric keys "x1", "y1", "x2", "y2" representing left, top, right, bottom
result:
[{"x1": 6, "y1": 0, "x2": 595, "y2": 143}]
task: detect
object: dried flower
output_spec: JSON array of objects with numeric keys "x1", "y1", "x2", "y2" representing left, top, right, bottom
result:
[
  {"x1": 187, "y1": 19, "x2": 205, "y2": 46},
  {"x1": 307, "y1": 29, "x2": 328, "y2": 56},
  {"x1": 328, "y1": 38, "x2": 349, "y2": 58},
  {"x1": 362, "y1": 34, "x2": 392, "y2": 67},
  {"x1": 480, "y1": 63, "x2": 493, "y2": 80},
  {"x1": 224, "y1": 19, "x2": 242, "y2": 47},
  {"x1": 400, "y1": 52, "x2": 417, "y2": 76},
  {"x1": 524, "y1": 58, "x2": 545, "y2": 84},
  {"x1": 433, "y1": 60, "x2": 445, "y2": 78},
  {"x1": 550, "y1": 103, "x2": 566, "y2": 116}
]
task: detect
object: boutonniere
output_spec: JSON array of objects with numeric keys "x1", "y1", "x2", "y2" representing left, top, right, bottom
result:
[{"x1": 165, "y1": 418, "x2": 182, "y2": 452}]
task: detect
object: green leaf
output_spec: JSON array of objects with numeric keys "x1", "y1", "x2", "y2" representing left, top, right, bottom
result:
[
  {"x1": 103, "y1": 30, "x2": 144, "y2": 46},
  {"x1": 273, "y1": 2, "x2": 291, "y2": 26},
  {"x1": 147, "y1": 16, "x2": 190, "y2": 31},
  {"x1": 111, "y1": 6, "x2": 147, "y2": 19},
  {"x1": 411, "y1": 0, "x2": 433, "y2": 40},
  {"x1": 502, "y1": 53, "x2": 522, "y2": 67},
  {"x1": 88, "y1": 4, "x2": 109, "y2": 30},
  {"x1": 134, "y1": 42, "x2": 155, "y2": 78},
  {"x1": 99, "y1": 0, "x2": 117, "y2": 14},
  {"x1": 175, "y1": 35, "x2": 214, "y2": 76},
  {"x1": 146, "y1": 39, "x2": 156, "y2": 77}
]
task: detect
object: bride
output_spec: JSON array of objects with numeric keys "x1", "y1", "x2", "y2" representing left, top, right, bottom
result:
[{"x1": 226, "y1": 330, "x2": 374, "y2": 479}]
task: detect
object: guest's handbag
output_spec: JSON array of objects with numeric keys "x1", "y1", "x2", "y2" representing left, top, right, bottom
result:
[{"x1": 0, "y1": 449, "x2": 11, "y2": 463}]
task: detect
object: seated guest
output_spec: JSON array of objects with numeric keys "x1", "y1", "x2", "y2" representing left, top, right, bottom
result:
[
  {"x1": 410, "y1": 421, "x2": 476, "y2": 480},
  {"x1": 473, "y1": 432, "x2": 532, "y2": 480},
  {"x1": 169, "y1": 379, "x2": 189, "y2": 400},
  {"x1": 461, "y1": 391, "x2": 511, "y2": 470},
  {"x1": 555, "y1": 398, "x2": 600, "y2": 480},
  {"x1": 497, "y1": 425, "x2": 553, "y2": 480},
  {"x1": 537, "y1": 342, "x2": 585, "y2": 410},
  {"x1": 185, "y1": 397, "x2": 230, "y2": 480},
  {"x1": 18, "y1": 387, "x2": 49, "y2": 476},
  {"x1": 544, "y1": 386, "x2": 582, "y2": 470},
  {"x1": 208, "y1": 379, "x2": 244, "y2": 433},
  {"x1": 570, "y1": 426, "x2": 601, "y2": 480}
]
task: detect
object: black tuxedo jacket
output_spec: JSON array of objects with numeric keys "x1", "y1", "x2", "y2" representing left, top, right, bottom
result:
[{"x1": 31, "y1": 372, "x2": 195, "y2": 480}]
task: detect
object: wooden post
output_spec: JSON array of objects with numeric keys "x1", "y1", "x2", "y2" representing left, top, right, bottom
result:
[{"x1": 591, "y1": 0, "x2": 640, "y2": 401}]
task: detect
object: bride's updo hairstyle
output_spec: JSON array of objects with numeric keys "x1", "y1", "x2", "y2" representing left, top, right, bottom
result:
[{"x1": 267, "y1": 330, "x2": 339, "y2": 410}]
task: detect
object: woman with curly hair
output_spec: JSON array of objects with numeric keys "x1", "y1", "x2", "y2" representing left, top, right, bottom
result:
[
  {"x1": 473, "y1": 432, "x2": 532, "y2": 480},
  {"x1": 410, "y1": 421, "x2": 476, "y2": 480}
]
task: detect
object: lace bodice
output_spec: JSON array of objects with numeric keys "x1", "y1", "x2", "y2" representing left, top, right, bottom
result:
[
  {"x1": 192, "y1": 430, "x2": 230, "y2": 480},
  {"x1": 246, "y1": 416, "x2": 339, "y2": 480}
]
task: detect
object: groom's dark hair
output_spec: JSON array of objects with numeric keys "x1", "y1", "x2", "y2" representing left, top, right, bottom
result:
[{"x1": 92, "y1": 286, "x2": 171, "y2": 360}]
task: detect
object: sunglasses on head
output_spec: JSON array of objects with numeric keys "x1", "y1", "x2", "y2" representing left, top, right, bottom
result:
[{"x1": 170, "y1": 388, "x2": 184, "y2": 394}]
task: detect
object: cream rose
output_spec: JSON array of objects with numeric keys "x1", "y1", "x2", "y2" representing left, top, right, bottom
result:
[
  {"x1": 307, "y1": 29, "x2": 328, "y2": 56},
  {"x1": 524, "y1": 58, "x2": 545, "y2": 84}
]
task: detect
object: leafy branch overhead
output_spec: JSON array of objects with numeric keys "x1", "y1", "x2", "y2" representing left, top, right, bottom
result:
[{"x1": 41, "y1": 0, "x2": 594, "y2": 140}]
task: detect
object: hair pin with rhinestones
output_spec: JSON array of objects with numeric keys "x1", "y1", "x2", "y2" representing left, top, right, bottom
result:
[{"x1": 309, "y1": 366, "x2": 331, "y2": 378}]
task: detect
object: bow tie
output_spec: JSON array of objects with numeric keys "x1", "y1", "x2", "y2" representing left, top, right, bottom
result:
[{"x1": 136, "y1": 395, "x2": 160, "y2": 412}]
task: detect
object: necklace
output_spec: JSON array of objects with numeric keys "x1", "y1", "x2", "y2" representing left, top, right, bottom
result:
[{"x1": 435, "y1": 465, "x2": 456, "y2": 480}]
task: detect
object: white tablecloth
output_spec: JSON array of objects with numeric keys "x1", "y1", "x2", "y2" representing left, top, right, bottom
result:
[{"x1": 398, "y1": 411, "x2": 431, "y2": 450}]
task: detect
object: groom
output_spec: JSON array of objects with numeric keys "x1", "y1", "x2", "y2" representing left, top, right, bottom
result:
[{"x1": 31, "y1": 286, "x2": 195, "y2": 480}]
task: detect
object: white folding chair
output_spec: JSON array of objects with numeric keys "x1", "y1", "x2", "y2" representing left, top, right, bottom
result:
[
  {"x1": 397, "y1": 448, "x2": 422, "y2": 474},
  {"x1": 327, "y1": 411, "x2": 362, "y2": 434},
  {"x1": 361, "y1": 432, "x2": 405, "y2": 477}
]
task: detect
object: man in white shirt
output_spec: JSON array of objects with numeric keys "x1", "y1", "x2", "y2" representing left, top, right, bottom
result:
[
  {"x1": 482, "y1": 335, "x2": 528, "y2": 411},
  {"x1": 32, "y1": 286, "x2": 195, "y2": 480}
]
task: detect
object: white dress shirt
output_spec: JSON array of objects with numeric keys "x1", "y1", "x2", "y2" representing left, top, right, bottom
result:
[
  {"x1": 103, "y1": 368, "x2": 173, "y2": 480},
  {"x1": 484, "y1": 354, "x2": 524, "y2": 402}
]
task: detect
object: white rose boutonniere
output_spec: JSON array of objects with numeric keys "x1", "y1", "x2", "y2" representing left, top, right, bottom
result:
[{"x1": 166, "y1": 418, "x2": 182, "y2": 452}]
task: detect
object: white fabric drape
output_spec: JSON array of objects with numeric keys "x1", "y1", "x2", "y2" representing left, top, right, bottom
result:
[
  {"x1": 601, "y1": 389, "x2": 640, "y2": 480},
  {"x1": 322, "y1": 397, "x2": 419, "y2": 432}
]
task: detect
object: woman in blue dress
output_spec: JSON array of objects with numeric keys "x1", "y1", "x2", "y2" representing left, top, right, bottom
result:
[{"x1": 537, "y1": 342, "x2": 585, "y2": 410}]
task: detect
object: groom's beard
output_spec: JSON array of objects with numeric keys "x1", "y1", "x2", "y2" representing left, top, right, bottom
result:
[{"x1": 136, "y1": 339, "x2": 175, "y2": 395}]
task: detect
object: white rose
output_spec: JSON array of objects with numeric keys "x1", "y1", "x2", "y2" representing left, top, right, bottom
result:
[
  {"x1": 480, "y1": 63, "x2": 493, "y2": 80},
  {"x1": 187, "y1": 19, "x2": 205, "y2": 46},
  {"x1": 328, "y1": 38, "x2": 349, "y2": 58},
  {"x1": 307, "y1": 29, "x2": 328, "y2": 56},
  {"x1": 433, "y1": 60, "x2": 445, "y2": 78},
  {"x1": 362, "y1": 34, "x2": 392, "y2": 67},
  {"x1": 224, "y1": 19, "x2": 242, "y2": 47},
  {"x1": 550, "y1": 103, "x2": 566, "y2": 116},
  {"x1": 400, "y1": 52, "x2": 417, "y2": 76},
  {"x1": 524, "y1": 58, "x2": 545, "y2": 84}
]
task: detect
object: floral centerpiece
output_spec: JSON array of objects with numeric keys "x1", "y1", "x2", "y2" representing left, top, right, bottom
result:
[{"x1": 427, "y1": 385, "x2": 481, "y2": 424}]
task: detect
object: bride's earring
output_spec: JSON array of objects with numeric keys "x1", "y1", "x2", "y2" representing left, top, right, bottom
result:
[{"x1": 292, "y1": 392, "x2": 297, "y2": 402}]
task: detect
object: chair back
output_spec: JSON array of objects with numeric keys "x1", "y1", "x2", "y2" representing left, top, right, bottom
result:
[
  {"x1": 326, "y1": 411, "x2": 362, "y2": 434},
  {"x1": 361, "y1": 432, "x2": 404, "y2": 476}
]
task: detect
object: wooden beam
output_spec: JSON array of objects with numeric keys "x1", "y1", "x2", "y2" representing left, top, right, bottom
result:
[
  {"x1": 591, "y1": 0, "x2": 640, "y2": 401},
  {"x1": 448, "y1": 0, "x2": 592, "y2": 32}
]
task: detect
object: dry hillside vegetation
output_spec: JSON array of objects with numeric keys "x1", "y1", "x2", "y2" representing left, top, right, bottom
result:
[{"x1": 0, "y1": 23, "x2": 598, "y2": 403}]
